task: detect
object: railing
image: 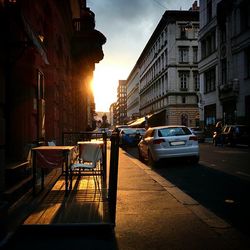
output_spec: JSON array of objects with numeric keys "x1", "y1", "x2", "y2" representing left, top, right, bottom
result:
[{"x1": 62, "y1": 130, "x2": 120, "y2": 226}]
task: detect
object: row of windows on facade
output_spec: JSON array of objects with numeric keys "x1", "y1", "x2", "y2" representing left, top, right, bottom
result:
[
  {"x1": 202, "y1": 1, "x2": 250, "y2": 60},
  {"x1": 118, "y1": 85, "x2": 126, "y2": 91},
  {"x1": 127, "y1": 98, "x2": 139, "y2": 111},
  {"x1": 118, "y1": 93, "x2": 126, "y2": 98},
  {"x1": 141, "y1": 70, "x2": 199, "y2": 94},
  {"x1": 204, "y1": 47, "x2": 250, "y2": 94},
  {"x1": 140, "y1": 46, "x2": 198, "y2": 90},
  {"x1": 141, "y1": 23, "x2": 199, "y2": 73},
  {"x1": 141, "y1": 46, "x2": 198, "y2": 82},
  {"x1": 140, "y1": 72, "x2": 199, "y2": 107},
  {"x1": 206, "y1": 0, "x2": 250, "y2": 32},
  {"x1": 140, "y1": 95, "x2": 198, "y2": 115}
]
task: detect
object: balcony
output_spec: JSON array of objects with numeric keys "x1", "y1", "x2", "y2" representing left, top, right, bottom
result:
[
  {"x1": 71, "y1": 8, "x2": 106, "y2": 63},
  {"x1": 219, "y1": 79, "x2": 240, "y2": 100}
]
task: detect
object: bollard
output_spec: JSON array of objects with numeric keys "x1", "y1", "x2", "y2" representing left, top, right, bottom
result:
[{"x1": 108, "y1": 131, "x2": 120, "y2": 226}]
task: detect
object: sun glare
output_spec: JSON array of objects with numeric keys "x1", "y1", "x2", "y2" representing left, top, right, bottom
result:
[{"x1": 93, "y1": 64, "x2": 125, "y2": 112}]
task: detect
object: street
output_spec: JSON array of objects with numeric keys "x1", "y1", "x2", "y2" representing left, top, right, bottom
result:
[{"x1": 125, "y1": 142, "x2": 250, "y2": 237}]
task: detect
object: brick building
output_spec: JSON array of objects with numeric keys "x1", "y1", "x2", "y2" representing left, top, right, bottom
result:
[{"x1": 0, "y1": 0, "x2": 105, "y2": 204}]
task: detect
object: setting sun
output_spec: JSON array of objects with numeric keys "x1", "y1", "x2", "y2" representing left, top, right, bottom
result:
[{"x1": 93, "y1": 63, "x2": 129, "y2": 112}]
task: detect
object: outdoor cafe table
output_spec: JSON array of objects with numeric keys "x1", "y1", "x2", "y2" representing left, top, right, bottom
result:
[{"x1": 32, "y1": 146, "x2": 75, "y2": 195}]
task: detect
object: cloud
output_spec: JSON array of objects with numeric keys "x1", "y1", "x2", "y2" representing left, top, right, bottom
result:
[{"x1": 87, "y1": 0, "x2": 197, "y2": 111}]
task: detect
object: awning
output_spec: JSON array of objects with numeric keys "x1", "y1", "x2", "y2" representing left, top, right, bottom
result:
[
  {"x1": 129, "y1": 117, "x2": 146, "y2": 127},
  {"x1": 21, "y1": 15, "x2": 49, "y2": 65},
  {"x1": 147, "y1": 109, "x2": 166, "y2": 127},
  {"x1": 129, "y1": 109, "x2": 166, "y2": 128}
]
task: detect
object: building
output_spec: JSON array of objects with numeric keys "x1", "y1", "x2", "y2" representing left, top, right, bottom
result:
[
  {"x1": 126, "y1": 65, "x2": 140, "y2": 122},
  {"x1": 199, "y1": 0, "x2": 250, "y2": 135},
  {"x1": 0, "y1": 0, "x2": 105, "y2": 207},
  {"x1": 116, "y1": 80, "x2": 127, "y2": 125},
  {"x1": 127, "y1": 2, "x2": 200, "y2": 128},
  {"x1": 109, "y1": 102, "x2": 116, "y2": 127}
]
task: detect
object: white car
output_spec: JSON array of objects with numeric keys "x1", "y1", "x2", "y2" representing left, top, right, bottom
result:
[{"x1": 138, "y1": 125, "x2": 200, "y2": 166}]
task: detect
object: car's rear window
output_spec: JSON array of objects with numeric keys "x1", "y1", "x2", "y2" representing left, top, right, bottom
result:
[
  {"x1": 158, "y1": 127, "x2": 192, "y2": 137},
  {"x1": 136, "y1": 129, "x2": 146, "y2": 134},
  {"x1": 122, "y1": 129, "x2": 137, "y2": 135}
]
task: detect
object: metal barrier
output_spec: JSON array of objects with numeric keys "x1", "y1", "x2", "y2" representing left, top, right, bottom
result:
[{"x1": 108, "y1": 131, "x2": 120, "y2": 225}]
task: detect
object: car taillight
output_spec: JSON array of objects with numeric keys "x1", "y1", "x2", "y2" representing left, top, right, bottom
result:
[
  {"x1": 153, "y1": 139, "x2": 165, "y2": 144},
  {"x1": 189, "y1": 135, "x2": 198, "y2": 141}
]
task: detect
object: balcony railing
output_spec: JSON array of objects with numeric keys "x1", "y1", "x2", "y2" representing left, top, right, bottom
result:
[{"x1": 219, "y1": 79, "x2": 240, "y2": 99}]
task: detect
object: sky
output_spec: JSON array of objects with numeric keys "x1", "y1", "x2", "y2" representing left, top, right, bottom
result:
[{"x1": 88, "y1": 0, "x2": 196, "y2": 112}]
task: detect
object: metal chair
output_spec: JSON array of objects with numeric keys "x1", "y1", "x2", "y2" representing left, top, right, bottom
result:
[{"x1": 70, "y1": 142, "x2": 103, "y2": 190}]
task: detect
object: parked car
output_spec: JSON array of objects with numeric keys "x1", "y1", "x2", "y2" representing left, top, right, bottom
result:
[
  {"x1": 134, "y1": 128, "x2": 146, "y2": 137},
  {"x1": 189, "y1": 127, "x2": 205, "y2": 142},
  {"x1": 138, "y1": 125, "x2": 200, "y2": 166},
  {"x1": 221, "y1": 125, "x2": 250, "y2": 147},
  {"x1": 119, "y1": 128, "x2": 143, "y2": 147},
  {"x1": 114, "y1": 125, "x2": 129, "y2": 132}
]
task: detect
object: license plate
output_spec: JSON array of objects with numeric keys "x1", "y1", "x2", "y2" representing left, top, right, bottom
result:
[{"x1": 170, "y1": 141, "x2": 185, "y2": 146}]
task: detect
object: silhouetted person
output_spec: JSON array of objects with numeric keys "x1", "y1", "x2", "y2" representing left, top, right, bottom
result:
[{"x1": 214, "y1": 121, "x2": 223, "y2": 146}]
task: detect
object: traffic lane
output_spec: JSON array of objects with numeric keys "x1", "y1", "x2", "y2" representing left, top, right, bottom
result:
[
  {"x1": 200, "y1": 143, "x2": 250, "y2": 181},
  {"x1": 125, "y1": 145, "x2": 250, "y2": 236},
  {"x1": 154, "y1": 160, "x2": 250, "y2": 236}
]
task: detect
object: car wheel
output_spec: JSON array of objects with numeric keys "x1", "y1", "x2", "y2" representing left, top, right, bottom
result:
[{"x1": 148, "y1": 150, "x2": 156, "y2": 167}]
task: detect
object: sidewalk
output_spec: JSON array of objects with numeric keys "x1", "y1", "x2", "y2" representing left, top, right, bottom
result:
[
  {"x1": 2, "y1": 147, "x2": 250, "y2": 250},
  {"x1": 114, "y1": 149, "x2": 250, "y2": 250}
]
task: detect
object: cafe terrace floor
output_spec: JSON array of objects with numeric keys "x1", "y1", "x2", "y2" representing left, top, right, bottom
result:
[
  {"x1": 7, "y1": 167, "x2": 112, "y2": 233},
  {"x1": 23, "y1": 174, "x2": 110, "y2": 226}
]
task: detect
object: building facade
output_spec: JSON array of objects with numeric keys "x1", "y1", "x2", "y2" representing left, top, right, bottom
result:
[
  {"x1": 199, "y1": 0, "x2": 250, "y2": 135},
  {"x1": 0, "y1": 0, "x2": 105, "y2": 203},
  {"x1": 109, "y1": 102, "x2": 116, "y2": 127},
  {"x1": 116, "y1": 80, "x2": 127, "y2": 125},
  {"x1": 127, "y1": 3, "x2": 200, "y2": 128},
  {"x1": 126, "y1": 65, "x2": 140, "y2": 122}
]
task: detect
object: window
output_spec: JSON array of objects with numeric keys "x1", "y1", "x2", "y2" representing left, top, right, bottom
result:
[
  {"x1": 193, "y1": 47, "x2": 198, "y2": 63},
  {"x1": 179, "y1": 47, "x2": 189, "y2": 63},
  {"x1": 207, "y1": 0, "x2": 212, "y2": 23},
  {"x1": 181, "y1": 114, "x2": 188, "y2": 126},
  {"x1": 220, "y1": 23, "x2": 226, "y2": 43},
  {"x1": 201, "y1": 31, "x2": 216, "y2": 58},
  {"x1": 221, "y1": 59, "x2": 227, "y2": 85},
  {"x1": 245, "y1": 47, "x2": 250, "y2": 78},
  {"x1": 193, "y1": 71, "x2": 199, "y2": 90},
  {"x1": 182, "y1": 97, "x2": 186, "y2": 104},
  {"x1": 179, "y1": 71, "x2": 189, "y2": 90},
  {"x1": 165, "y1": 50, "x2": 168, "y2": 65},
  {"x1": 211, "y1": 31, "x2": 216, "y2": 52},
  {"x1": 240, "y1": 1, "x2": 250, "y2": 32},
  {"x1": 180, "y1": 25, "x2": 187, "y2": 39},
  {"x1": 205, "y1": 68, "x2": 216, "y2": 93},
  {"x1": 193, "y1": 24, "x2": 199, "y2": 39}
]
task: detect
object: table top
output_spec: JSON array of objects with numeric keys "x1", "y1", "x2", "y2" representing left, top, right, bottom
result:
[{"x1": 32, "y1": 146, "x2": 75, "y2": 151}]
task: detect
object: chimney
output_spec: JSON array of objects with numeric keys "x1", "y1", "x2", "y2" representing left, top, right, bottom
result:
[{"x1": 192, "y1": 1, "x2": 199, "y2": 11}]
